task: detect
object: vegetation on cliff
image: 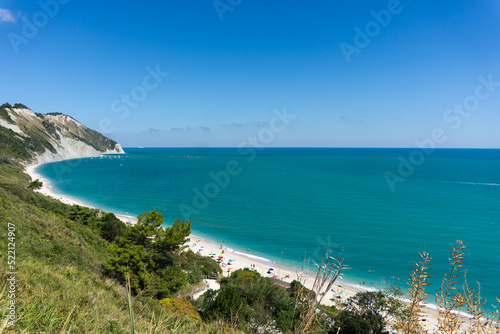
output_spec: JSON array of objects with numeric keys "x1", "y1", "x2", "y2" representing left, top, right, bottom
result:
[{"x1": 0, "y1": 102, "x2": 122, "y2": 165}]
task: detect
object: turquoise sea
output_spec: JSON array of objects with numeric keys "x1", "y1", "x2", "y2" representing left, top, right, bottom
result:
[{"x1": 37, "y1": 148, "x2": 500, "y2": 312}]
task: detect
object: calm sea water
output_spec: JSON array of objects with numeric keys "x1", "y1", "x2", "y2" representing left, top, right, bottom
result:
[{"x1": 38, "y1": 148, "x2": 500, "y2": 311}]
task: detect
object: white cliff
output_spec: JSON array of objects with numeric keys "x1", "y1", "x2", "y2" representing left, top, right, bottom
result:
[
  {"x1": 32, "y1": 132, "x2": 124, "y2": 165},
  {"x1": 0, "y1": 105, "x2": 125, "y2": 166}
]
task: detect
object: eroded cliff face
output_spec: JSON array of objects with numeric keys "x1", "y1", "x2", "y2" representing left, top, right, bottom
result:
[
  {"x1": 31, "y1": 132, "x2": 124, "y2": 165},
  {"x1": 0, "y1": 105, "x2": 124, "y2": 165}
]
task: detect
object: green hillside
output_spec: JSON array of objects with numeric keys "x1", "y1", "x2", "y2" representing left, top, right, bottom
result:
[
  {"x1": 0, "y1": 161, "x2": 231, "y2": 333},
  {"x1": 0, "y1": 121, "x2": 54, "y2": 162}
]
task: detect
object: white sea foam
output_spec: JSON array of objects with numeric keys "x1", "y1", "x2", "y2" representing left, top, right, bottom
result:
[
  {"x1": 120, "y1": 214, "x2": 136, "y2": 220},
  {"x1": 188, "y1": 234, "x2": 273, "y2": 263},
  {"x1": 419, "y1": 302, "x2": 478, "y2": 319},
  {"x1": 233, "y1": 251, "x2": 273, "y2": 263},
  {"x1": 346, "y1": 283, "x2": 378, "y2": 293},
  {"x1": 444, "y1": 180, "x2": 500, "y2": 187},
  {"x1": 461, "y1": 182, "x2": 500, "y2": 186}
]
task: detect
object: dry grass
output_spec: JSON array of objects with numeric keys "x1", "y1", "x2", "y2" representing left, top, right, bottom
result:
[
  {"x1": 396, "y1": 251, "x2": 432, "y2": 334},
  {"x1": 396, "y1": 240, "x2": 500, "y2": 334},
  {"x1": 436, "y1": 240, "x2": 467, "y2": 333},
  {"x1": 292, "y1": 247, "x2": 346, "y2": 333}
]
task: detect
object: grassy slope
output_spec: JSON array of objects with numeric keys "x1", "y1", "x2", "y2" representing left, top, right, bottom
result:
[{"x1": 0, "y1": 162, "x2": 231, "y2": 333}]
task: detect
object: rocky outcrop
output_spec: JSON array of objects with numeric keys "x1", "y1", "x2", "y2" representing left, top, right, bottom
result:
[{"x1": 0, "y1": 104, "x2": 124, "y2": 165}]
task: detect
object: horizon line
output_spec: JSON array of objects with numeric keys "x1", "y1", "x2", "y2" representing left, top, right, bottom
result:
[{"x1": 120, "y1": 146, "x2": 500, "y2": 150}]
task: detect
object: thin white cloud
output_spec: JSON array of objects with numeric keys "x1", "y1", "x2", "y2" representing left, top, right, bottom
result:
[
  {"x1": 222, "y1": 122, "x2": 245, "y2": 128},
  {"x1": 0, "y1": 8, "x2": 17, "y2": 23},
  {"x1": 253, "y1": 121, "x2": 269, "y2": 128}
]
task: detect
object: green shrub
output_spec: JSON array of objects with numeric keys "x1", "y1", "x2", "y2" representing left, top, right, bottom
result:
[
  {"x1": 13, "y1": 103, "x2": 28, "y2": 109},
  {"x1": 201, "y1": 269, "x2": 306, "y2": 332},
  {"x1": 331, "y1": 310, "x2": 375, "y2": 334},
  {"x1": 28, "y1": 179, "x2": 43, "y2": 190},
  {"x1": 0, "y1": 105, "x2": 15, "y2": 124}
]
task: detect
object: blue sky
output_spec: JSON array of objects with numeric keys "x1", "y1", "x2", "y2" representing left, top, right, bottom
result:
[{"x1": 1, "y1": 0, "x2": 499, "y2": 147}]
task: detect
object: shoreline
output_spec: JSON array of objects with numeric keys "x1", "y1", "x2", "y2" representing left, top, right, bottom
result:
[
  {"x1": 25, "y1": 160, "x2": 463, "y2": 331},
  {"x1": 26, "y1": 162, "x2": 138, "y2": 225}
]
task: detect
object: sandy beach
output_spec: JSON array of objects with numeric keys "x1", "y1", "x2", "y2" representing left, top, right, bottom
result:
[
  {"x1": 186, "y1": 235, "x2": 446, "y2": 331},
  {"x1": 25, "y1": 162, "x2": 446, "y2": 332}
]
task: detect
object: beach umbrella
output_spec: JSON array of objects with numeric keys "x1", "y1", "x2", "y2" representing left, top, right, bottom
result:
[
  {"x1": 269, "y1": 268, "x2": 274, "y2": 271},
  {"x1": 273, "y1": 275, "x2": 277, "y2": 278},
  {"x1": 218, "y1": 255, "x2": 223, "y2": 258},
  {"x1": 229, "y1": 259, "x2": 234, "y2": 262}
]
